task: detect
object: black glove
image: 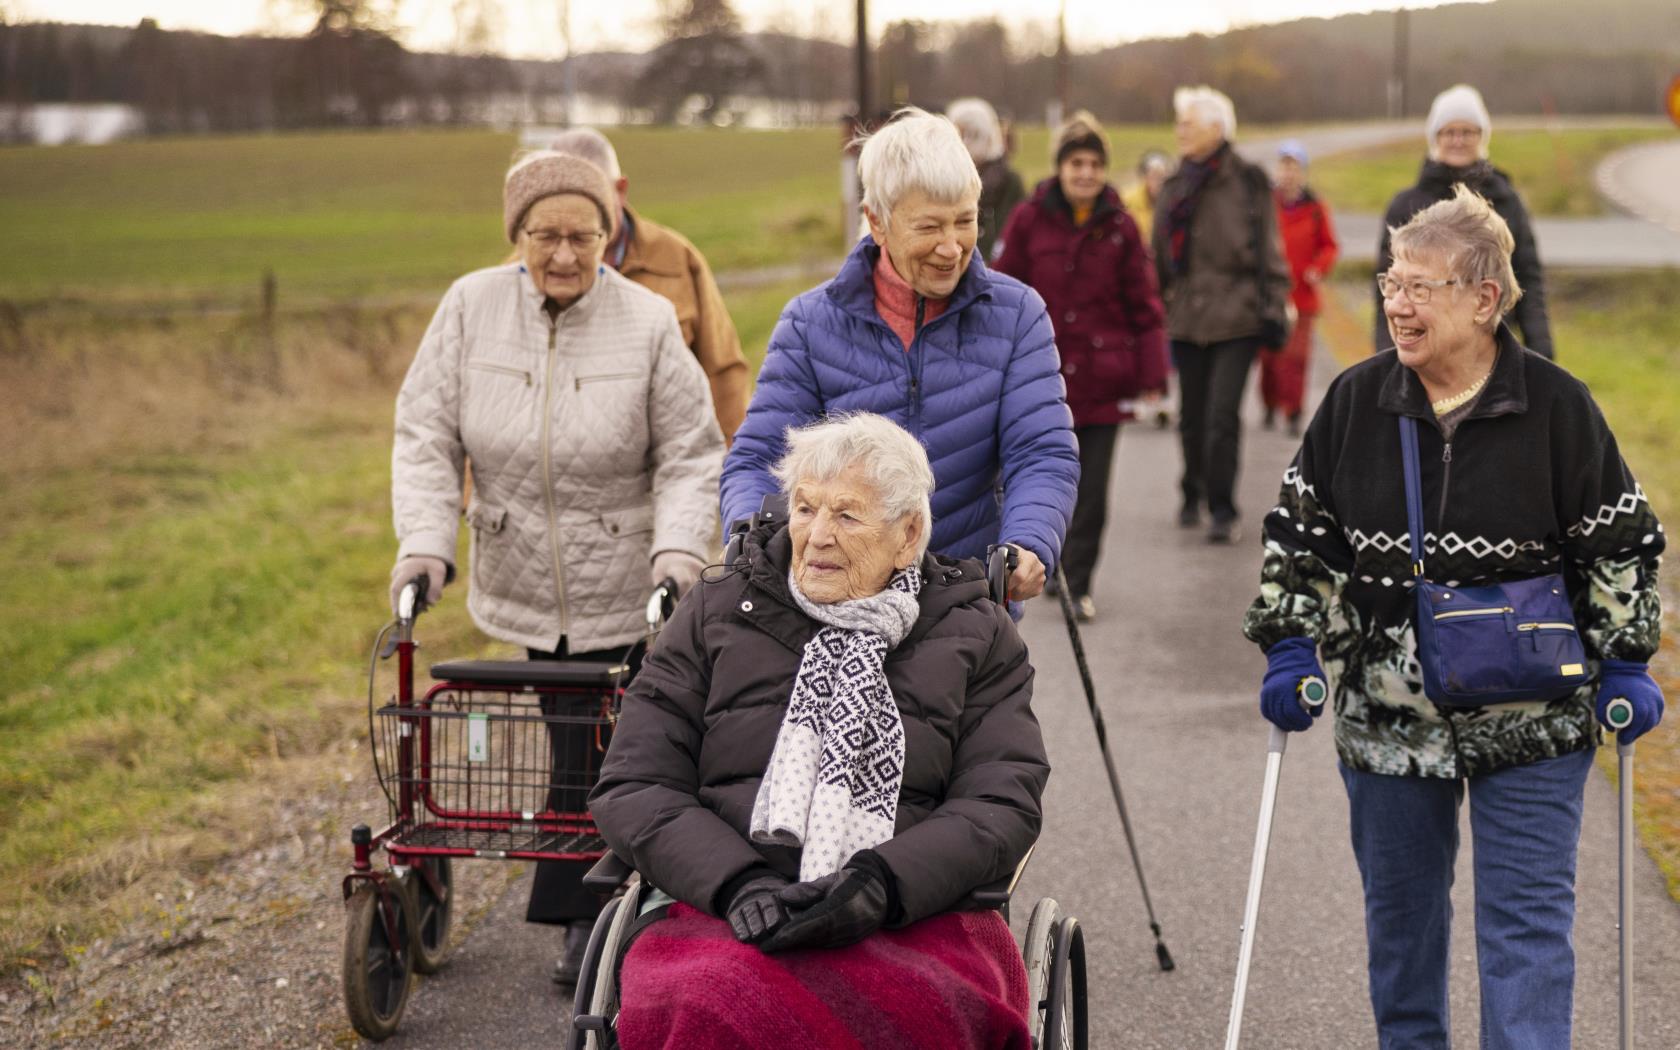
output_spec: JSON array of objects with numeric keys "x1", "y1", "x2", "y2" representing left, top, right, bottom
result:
[
  {"x1": 1258, "y1": 316, "x2": 1289, "y2": 353},
  {"x1": 724, "y1": 873, "x2": 793, "y2": 945},
  {"x1": 759, "y1": 864, "x2": 891, "y2": 953}
]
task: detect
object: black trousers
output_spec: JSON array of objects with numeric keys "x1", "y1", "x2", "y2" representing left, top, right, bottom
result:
[
  {"x1": 1173, "y1": 338, "x2": 1260, "y2": 523},
  {"x1": 1061, "y1": 423, "x2": 1120, "y2": 598},
  {"x1": 524, "y1": 640, "x2": 642, "y2": 926}
]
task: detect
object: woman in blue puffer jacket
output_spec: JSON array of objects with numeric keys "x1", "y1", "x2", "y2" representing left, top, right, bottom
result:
[{"x1": 721, "y1": 107, "x2": 1080, "y2": 602}]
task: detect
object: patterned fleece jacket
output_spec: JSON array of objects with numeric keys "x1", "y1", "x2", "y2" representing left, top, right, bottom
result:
[{"x1": 1243, "y1": 326, "x2": 1663, "y2": 778}]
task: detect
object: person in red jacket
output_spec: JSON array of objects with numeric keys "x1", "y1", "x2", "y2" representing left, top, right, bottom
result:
[
  {"x1": 994, "y1": 111, "x2": 1166, "y2": 621},
  {"x1": 1262, "y1": 139, "x2": 1339, "y2": 436}
]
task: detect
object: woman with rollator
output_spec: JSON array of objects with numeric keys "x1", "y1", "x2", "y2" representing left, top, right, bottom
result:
[
  {"x1": 591, "y1": 413, "x2": 1048, "y2": 1049},
  {"x1": 1242, "y1": 185, "x2": 1665, "y2": 1049},
  {"x1": 388, "y1": 150, "x2": 724, "y2": 987}
]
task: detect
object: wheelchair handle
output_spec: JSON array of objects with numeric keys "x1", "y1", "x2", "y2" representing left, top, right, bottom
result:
[
  {"x1": 986, "y1": 544, "x2": 1019, "y2": 604},
  {"x1": 647, "y1": 577, "x2": 678, "y2": 632}
]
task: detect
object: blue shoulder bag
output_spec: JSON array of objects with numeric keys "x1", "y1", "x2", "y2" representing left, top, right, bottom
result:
[{"x1": 1401, "y1": 415, "x2": 1590, "y2": 706}]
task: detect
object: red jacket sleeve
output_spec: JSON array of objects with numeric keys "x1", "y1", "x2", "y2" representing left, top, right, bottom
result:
[
  {"x1": 1309, "y1": 200, "x2": 1339, "y2": 278},
  {"x1": 1117, "y1": 212, "x2": 1168, "y2": 392}
]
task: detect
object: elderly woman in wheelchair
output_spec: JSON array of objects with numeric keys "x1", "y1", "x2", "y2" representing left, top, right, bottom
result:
[{"x1": 580, "y1": 413, "x2": 1059, "y2": 1049}]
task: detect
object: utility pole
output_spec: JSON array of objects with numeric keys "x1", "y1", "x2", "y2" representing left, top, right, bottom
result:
[
  {"x1": 559, "y1": 0, "x2": 576, "y2": 127},
  {"x1": 1050, "y1": 0, "x2": 1068, "y2": 129},
  {"x1": 855, "y1": 0, "x2": 871, "y2": 122},
  {"x1": 1388, "y1": 7, "x2": 1409, "y2": 119}
]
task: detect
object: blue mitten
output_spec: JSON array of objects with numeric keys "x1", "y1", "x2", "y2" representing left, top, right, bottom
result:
[
  {"x1": 1595, "y1": 659, "x2": 1665, "y2": 742},
  {"x1": 1260, "y1": 637, "x2": 1327, "y2": 733}
]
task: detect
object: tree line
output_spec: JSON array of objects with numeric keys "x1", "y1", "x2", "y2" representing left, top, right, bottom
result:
[{"x1": 1, "y1": 0, "x2": 1674, "y2": 140}]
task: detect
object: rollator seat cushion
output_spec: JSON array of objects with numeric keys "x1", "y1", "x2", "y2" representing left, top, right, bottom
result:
[{"x1": 429, "y1": 659, "x2": 629, "y2": 689}]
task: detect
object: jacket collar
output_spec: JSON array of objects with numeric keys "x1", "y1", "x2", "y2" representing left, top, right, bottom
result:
[
  {"x1": 740, "y1": 521, "x2": 988, "y2": 651},
  {"x1": 515, "y1": 260, "x2": 613, "y2": 323},
  {"x1": 616, "y1": 205, "x2": 685, "y2": 280},
  {"x1": 1031, "y1": 176, "x2": 1121, "y2": 228},
  {"x1": 826, "y1": 237, "x2": 994, "y2": 327},
  {"x1": 1376, "y1": 323, "x2": 1530, "y2": 421}
]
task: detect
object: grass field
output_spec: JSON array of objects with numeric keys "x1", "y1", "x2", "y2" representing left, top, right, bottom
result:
[
  {"x1": 3, "y1": 125, "x2": 1678, "y2": 972},
  {"x1": 1309, "y1": 127, "x2": 1675, "y2": 217}
]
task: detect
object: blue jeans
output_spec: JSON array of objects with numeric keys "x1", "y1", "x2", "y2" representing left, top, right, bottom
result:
[{"x1": 1339, "y1": 748, "x2": 1594, "y2": 1050}]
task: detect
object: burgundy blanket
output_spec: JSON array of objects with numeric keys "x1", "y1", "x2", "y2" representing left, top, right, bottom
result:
[{"x1": 616, "y1": 902, "x2": 1030, "y2": 1050}]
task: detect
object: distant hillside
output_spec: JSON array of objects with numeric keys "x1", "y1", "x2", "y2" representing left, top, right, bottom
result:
[{"x1": 1, "y1": 0, "x2": 1674, "y2": 136}]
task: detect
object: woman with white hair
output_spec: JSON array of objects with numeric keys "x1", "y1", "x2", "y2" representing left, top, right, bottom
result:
[
  {"x1": 946, "y1": 97, "x2": 1025, "y2": 261},
  {"x1": 1153, "y1": 85, "x2": 1291, "y2": 544},
  {"x1": 1245, "y1": 185, "x2": 1663, "y2": 1049},
  {"x1": 1373, "y1": 83, "x2": 1552, "y2": 358},
  {"x1": 594, "y1": 413, "x2": 1048, "y2": 1049},
  {"x1": 722, "y1": 107, "x2": 1080, "y2": 608},
  {"x1": 389, "y1": 149, "x2": 724, "y2": 985}
]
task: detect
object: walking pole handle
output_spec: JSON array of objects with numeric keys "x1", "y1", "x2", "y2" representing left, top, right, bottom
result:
[
  {"x1": 1297, "y1": 675, "x2": 1328, "y2": 714},
  {"x1": 1605, "y1": 696, "x2": 1634, "y2": 732}
]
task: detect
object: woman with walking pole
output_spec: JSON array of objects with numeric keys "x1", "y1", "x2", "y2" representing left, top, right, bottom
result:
[{"x1": 1240, "y1": 185, "x2": 1664, "y2": 1049}]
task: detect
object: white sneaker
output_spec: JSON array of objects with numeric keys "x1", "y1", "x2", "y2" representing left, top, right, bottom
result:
[{"x1": 1075, "y1": 595, "x2": 1097, "y2": 622}]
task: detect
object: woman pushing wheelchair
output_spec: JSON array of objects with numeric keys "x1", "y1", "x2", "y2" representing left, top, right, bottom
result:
[
  {"x1": 589, "y1": 413, "x2": 1050, "y2": 1049},
  {"x1": 1243, "y1": 185, "x2": 1665, "y2": 1050}
]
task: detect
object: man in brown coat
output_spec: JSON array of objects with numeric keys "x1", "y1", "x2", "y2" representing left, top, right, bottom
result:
[{"x1": 552, "y1": 128, "x2": 750, "y2": 443}]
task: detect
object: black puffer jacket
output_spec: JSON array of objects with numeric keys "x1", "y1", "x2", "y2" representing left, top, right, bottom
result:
[
  {"x1": 1374, "y1": 159, "x2": 1552, "y2": 358},
  {"x1": 589, "y1": 522, "x2": 1049, "y2": 926}
]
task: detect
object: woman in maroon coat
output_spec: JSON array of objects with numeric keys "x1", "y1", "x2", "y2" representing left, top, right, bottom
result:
[{"x1": 994, "y1": 110, "x2": 1167, "y2": 621}]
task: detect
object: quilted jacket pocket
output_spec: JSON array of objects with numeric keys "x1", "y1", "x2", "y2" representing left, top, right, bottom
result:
[
  {"x1": 466, "y1": 500, "x2": 507, "y2": 535},
  {"x1": 599, "y1": 504, "x2": 654, "y2": 538}
]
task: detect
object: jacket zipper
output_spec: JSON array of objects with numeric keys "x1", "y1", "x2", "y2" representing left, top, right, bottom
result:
[
  {"x1": 540, "y1": 315, "x2": 569, "y2": 639},
  {"x1": 468, "y1": 360, "x2": 533, "y2": 385},
  {"x1": 907, "y1": 296, "x2": 927, "y2": 433},
  {"x1": 1436, "y1": 440, "x2": 1453, "y2": 531}
]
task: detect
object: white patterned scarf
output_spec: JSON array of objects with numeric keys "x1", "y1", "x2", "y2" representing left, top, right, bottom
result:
[{"x1": 749, "y1": 564, "x2": 923, "y2": 881}]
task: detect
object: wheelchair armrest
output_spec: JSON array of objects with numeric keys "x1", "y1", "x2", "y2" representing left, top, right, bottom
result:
[
  {"x1": 964, "y1": 843, "x2": 1034, "y2": 909},
  {"x1": 582, "y1": 851, "x2": 634, "y2": 892}
]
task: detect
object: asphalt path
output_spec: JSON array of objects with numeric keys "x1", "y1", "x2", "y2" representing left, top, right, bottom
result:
[{"x1": 369, "y1": 343, "x2": 1680, "y2": 1048}]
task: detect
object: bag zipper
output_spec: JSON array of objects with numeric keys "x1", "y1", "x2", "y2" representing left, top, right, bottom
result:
[
  {"x1": 1517, "y1": 621, "x2": 1576, "y2": 631},
  {"x1": 1432, "y1": 605, "x2": 1513, "y2": 621}
]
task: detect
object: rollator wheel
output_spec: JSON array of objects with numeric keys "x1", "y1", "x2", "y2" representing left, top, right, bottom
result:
[
  {"x1": 405, "y1": 856, "x2": 453, "y2": 974},
  {"x1": 1022, "y1": 898, "x2": 1061, "y2": 1048},
  {"x1": 343, "y1": 882, "x2": 416, "y2": 1041}
]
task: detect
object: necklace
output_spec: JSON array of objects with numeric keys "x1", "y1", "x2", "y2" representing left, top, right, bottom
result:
[{"x1": 1431, "y1": 366, "x2": 1493, "y2": 415}]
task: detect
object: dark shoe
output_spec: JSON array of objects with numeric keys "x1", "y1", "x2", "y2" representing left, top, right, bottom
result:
[
  {"x1": 1154, "y1": 409, "x2": 1172, "y2": 430},
  {"x1": 1178, "y1": 503, "x2": 1201, "y2": 529},
  {"x1": 1207, "y1": 518, "x2": 1242, "y2": 545},
  {"x1": 1075, "y1": 595, "x2": 1097, "y2": 622},
  {"x1": 1287, "y1": 413, "x2": 1303, "y2": 438},
  {"x1": 551, "y1": 920, "x2": 593, "y2": 986},
  {"x1": 1262, "y1": 407, "x2": 1276, "y2": 430}
]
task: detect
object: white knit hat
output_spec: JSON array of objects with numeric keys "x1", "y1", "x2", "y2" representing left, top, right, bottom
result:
[{"x1": 1425, "y1": 84, "x2": 1491, "y2": 161}]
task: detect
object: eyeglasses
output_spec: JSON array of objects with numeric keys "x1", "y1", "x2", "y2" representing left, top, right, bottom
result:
[
  {"x1": 1436, "y1": 126, "x2": 1482, "y2": 142},
  {"x1": 524, "y1": 228, "x2": 606, "y2": 255},
  {"x1": 1376, "y1": 272, "x2": 1465, "y2": 305}
]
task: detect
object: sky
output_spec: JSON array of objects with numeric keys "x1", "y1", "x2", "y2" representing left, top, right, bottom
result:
[{"x1": 29, "y1": 1, "x2": 1476, "y2": 58}]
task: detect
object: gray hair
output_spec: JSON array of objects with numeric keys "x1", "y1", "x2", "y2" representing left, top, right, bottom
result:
[
  {"x1": 946, "y1": 97, "x2": 1006, "y2": 165},
  {"x1": 772, "y1": 413, "x2": 934, "y2": 557},
  {"x1": 856, "y1": 107, "x2": 983, "y2": 227},
  {"x1": 1173, "y1": 85, "x2": 1237, "y2": 141},
  {"x1": 1389, "y1": 182, "x2": 1523, "y2": 327},
  {"x1": 550, "y1": 127, "x2": 622, "y2": 180}
]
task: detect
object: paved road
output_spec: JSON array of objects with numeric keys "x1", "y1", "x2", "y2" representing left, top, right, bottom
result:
[
  {"x1": 1598, "y1": 137, "x2": 1680, "y2": 236},
  {"x1": 369, "y1": 343, "x2": 1680, "y2": 1048}
]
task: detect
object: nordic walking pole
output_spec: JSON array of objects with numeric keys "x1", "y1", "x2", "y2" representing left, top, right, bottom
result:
[
  {"x1": 1053, "y1": 562, "x2": 1175, "y2": 971},
  {"x1": 1605, "y1": 696, "x2": 1636, "y2": 1050},
  {"x1": 1225, "y1": 677, "x2": 1327, "y2": 1050}
]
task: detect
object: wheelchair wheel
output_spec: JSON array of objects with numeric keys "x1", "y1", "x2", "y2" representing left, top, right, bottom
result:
[
  {"x1": 1023, "y1": 898, "x2": 1087, "y2": 1050},
  {"x1": 404, "y1": 856, "x2": 453, "y2": 974},
  {"x1": 572, "y1": 875, "x2": 644, "y2": 1050},
  {"x1": 343, "y1": 882, "x2": 415, "y2": 1042}
]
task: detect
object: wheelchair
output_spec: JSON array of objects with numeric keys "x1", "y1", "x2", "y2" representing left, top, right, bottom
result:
[{"x1": 567, "y1": 534, "x2": 1089, "y2": 1050}]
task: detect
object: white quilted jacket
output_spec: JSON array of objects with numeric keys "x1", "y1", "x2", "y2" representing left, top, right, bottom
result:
[{"x1": 392, "y1": 263, "x2": 724, "y2": 652}]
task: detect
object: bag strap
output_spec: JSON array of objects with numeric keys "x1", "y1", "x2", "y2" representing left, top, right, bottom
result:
[{"x1": 1399, "y1": 415, "x2": 1426, "y2": 579}]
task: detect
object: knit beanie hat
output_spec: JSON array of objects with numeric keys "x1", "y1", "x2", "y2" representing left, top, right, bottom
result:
[
  {"x1": 1053, "y1": 110, "x2": 1110, "y2": 167},
  {"x1": 1425, "y1": 84, "x2": 1492, "y2": 160},
  {"x1": 502, "y1": 151, "x2": 617, "y2": 244}
]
